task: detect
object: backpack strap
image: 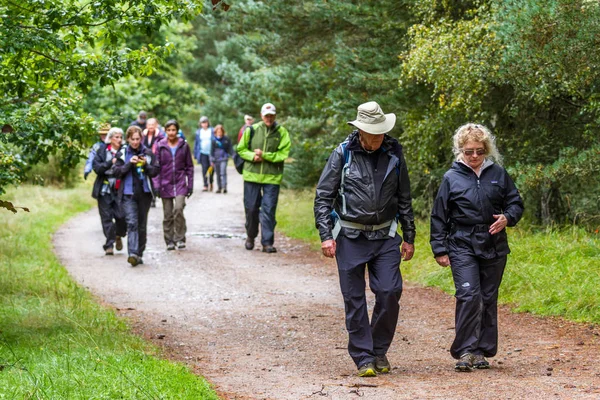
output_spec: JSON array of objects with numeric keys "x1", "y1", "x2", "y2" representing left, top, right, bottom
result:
[{"x1": 338, "y1": 141, "x2": 352, "y2": 216}]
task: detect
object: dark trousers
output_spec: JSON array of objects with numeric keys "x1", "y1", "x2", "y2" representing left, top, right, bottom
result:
[
  {"x1": 98, "y1": 194, "x2": 126, "y2": 250},
  {"x1": 162, "y1": 196, "x2": 186, "y2": 245},
  {"x1": 448, "y1": 247, "x2": 507, "y2": 359},
  {"x1": 243, "y1": 181, "x2": 280, "y2": 246},
  {"x1": 123, "y1": 193, "x2": 152, "y2": 257},
  {"x1": 335, "y1": 234, "x2": 403, "y2": 368},
  {"x1": 200, "y1": 154, "x2": 213, "y2": 188},
  {"x1": 214, "y1": 159, "x2": 228, "y2": 190}
]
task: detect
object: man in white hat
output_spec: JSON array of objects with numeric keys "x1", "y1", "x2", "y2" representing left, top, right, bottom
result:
[
  {"x1": 314, "y1": 101, "x2": 416, "y2": 377},
  {"x1": 236, "y1": 102, "x2": 291, "y2": 253}
]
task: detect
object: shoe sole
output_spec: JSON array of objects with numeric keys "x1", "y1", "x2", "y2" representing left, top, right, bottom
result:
[
  {"x1": 474, "y1": 363, "x2": 490, "y2": 369},
  {"x1": 455, "y1": 365, "x2": 474, "y2": 372},
  {"x1": 358, "y1": 368, "x2": 377, "y2": 377},
  {"x1": 375, "y1": 366, "x2": 390, "y2": 374}
]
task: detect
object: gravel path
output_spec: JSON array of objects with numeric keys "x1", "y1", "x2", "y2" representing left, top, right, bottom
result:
[{"x1": 54, "y1": 166, "x2": 600, "y2": 399}]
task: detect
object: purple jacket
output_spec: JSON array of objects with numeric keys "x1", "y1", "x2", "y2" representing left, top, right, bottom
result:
[{"x1": 155, "y1": 137, "x2": 194, "y2": 198}]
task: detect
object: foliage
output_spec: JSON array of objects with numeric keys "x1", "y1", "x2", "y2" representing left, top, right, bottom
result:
[
  {"x1": 0, "y1": 0, "x2": 203, "y2": 199},
  {"x1": 0, "y1": 183, "x2": 218, "y2": 398}
]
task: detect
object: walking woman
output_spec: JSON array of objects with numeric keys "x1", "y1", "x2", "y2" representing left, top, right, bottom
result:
[
  {"x1": 113, "y1": 125, "x2": 160, "y2": 266},
  {"x1": 211, "y1": 124, "x2": 233, "y2": 194},
  {"x1": 194, "y1": 116, "x2": 214, "y2": 191},
  {"x1": 92, "y1": 127, "x2": 127, "y2": 255},
  {"x1": 430, "y1": 123, "x2": 524, "y2": 371},
  {"x1": 155, "y1": 120, "x2": 194, "y2": 250}
]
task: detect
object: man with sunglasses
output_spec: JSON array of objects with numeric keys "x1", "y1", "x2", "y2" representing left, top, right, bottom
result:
[{"x1": 430, "y1": 123, "x2": 524, "y2": 372}]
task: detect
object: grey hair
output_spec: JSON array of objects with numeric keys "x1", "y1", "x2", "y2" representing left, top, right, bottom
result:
[
  {"x1": 105, "y1": 127, "x2": 124, "y2": 144},
  {"x1": 452, "y1": 123, "x2": 502, "y2": 165}
]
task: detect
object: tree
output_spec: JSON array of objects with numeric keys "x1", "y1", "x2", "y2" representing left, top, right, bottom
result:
[{"x1": 0, "y1": 0, "x2": 203, "y2": 203}]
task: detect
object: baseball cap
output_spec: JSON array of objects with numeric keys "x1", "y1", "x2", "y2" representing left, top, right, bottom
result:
[
  {"x1": 261, "y1": 103, "x2": 276, "y2": 116},
  {"x1": 199, "y1": 116, "x2": 209, "y2": 123}
]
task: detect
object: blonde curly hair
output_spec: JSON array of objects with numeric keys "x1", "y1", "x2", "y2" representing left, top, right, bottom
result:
[{"x1": 452, "y1": 123, "x2": 502, "y2": 165}]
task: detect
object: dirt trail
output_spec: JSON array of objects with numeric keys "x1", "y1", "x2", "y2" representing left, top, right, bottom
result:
[{"x1": 54, "y1": 166, "x2": 600, "y2": 399}]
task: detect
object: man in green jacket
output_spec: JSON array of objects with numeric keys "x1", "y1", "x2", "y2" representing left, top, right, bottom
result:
[{"x1": 237, "y1": 102, "x2": 291, "y2": 253}]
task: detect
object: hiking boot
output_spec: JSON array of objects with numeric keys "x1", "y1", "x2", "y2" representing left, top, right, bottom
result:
[
  {"x1": 115, "y1": 236, "x2": 123, "y2": 251},
  {"x1": 262, "y1": 245, "x2": 277, "y2": 253},
  {"x1": 167, "y1": 243, "x2": 176, "y2": 251},
  {"x1": 223, "y1": 189, "x2": 227, "y2": 194},
  {"x1": 127, "y1": 254, "x2": 140, "y2": 267},
  {"x1": 245, "y1": 237, "x2": 254, "y2": 250},
  {"x1": 455, "y1": 353, "x2": 474, "y2": 372},
  {"x1": 105, "y1": 247, "x2": 114, "y2": 256},
  {"x1": 473, "y1": 354, "x2": 490, "y2": 369},
  {"x1": 176, "y1": 241, "x2": 186, "y2": 249},
  {"x1": 357, "y1": 362, "x2": 377, "y2": 377},
  {"x1": 375, "y1": 355, "x2": 391, "y2": 374}
]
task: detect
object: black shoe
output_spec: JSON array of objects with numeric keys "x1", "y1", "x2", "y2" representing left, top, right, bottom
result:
[
  {"x1": 215, "y1": 188, "x2": 222, "y2": 194},
  {"x1": 115, "y1": 236, "x2": 123, "y2": 251},
  {"x1": 105, "y1": 247, "x2": 114, "y2": 256},
  {"x1": 357, "y1": 362, "x2": 377, "y2": 377},
  {"x1": 127, "y1": 254, "x2": 140, "y2": 267},
  {"x1": 455, "y1": 353, "x2": 474, "y2": 372},
  {"x1": 473, "y1": 354, "x2": 490, "y2": 369},
  {"x1": 262, "y1": 245, "x2": 277, "y2": 253},
  {"x1": 223, "y1": 189, "x2": 227, "y2": 194},
  {"x1": 245, "y1": 237, "x2": 254, "y2": 250},
  {"x1": 167, "y1": 243, "x2": 176, "y2": 251},
  {"x1": 176, "y1": 241, "x2": 186, "y2": 249},
  {"x1": 138, "y1": 258, "x2": 144, "y2": 265},
  {"x1": 375, "y1": 355, "x2": 391, "y2": 373}
]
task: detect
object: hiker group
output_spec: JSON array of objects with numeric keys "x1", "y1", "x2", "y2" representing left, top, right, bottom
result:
[
  {"x1": 85, "y1": 103, "x2": 291, "y2": 267},
  {"x1": 86, "y1": 99, "x2": 524, "y2": 375}
]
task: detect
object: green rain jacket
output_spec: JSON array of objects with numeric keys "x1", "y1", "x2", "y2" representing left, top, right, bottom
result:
[{"x1": 237, "y1": 121, "x2": 291, "y2": 185}]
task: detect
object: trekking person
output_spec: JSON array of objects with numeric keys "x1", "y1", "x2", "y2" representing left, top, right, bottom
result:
[
  {"x1": 144, "y1": 117, "x2": 165, "y2": 208},
  {"x1": 237, "y1": 103, "x2": 291, "y2": 253},
  {"x1": 211, "y1": 124, "x2": 233, "y2": 194},
  {"x1": 130, "y1": 111, "x2": 148, "y2": 131},
  {"x1": 113, "y1": 125, "x2": 159, "y2": 266},
  {"x1": 84, "y1": 123, "x2": 110, "y2": 180},
  {"x1": 155, "y1": 120, "x2": 194, "y2": 251},
  {"x1": 91, "y1": 127, "x2": 127, "y2": 256},
  {"x1": 430, "y1": 123, "x2": 524, "y2": 372},
  {"x1": 237, "y1": 114, "x2": 254, "y2": 143},
  {"x1": 314, "y1": 101, "x2": 416, "y2": 377},
  {"x1": 194, "y1": 116, "x2": 215, "y2": 192}
]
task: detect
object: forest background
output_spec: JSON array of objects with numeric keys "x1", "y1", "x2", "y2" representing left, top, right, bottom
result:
[{"x1": 2, "y1": 0, "x2": 600, "y2": 228}]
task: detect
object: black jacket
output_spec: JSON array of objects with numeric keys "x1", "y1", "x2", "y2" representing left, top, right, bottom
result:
[
  {"x1": 91, "y1": 143, "x2": 119, "y2": 200},
  {"x1": 314, "y1": 131, "x2": 416, "y2": 243},
  {"x1": 430, "y1": 161, "x2": 524, "y2": 259},
  {"x1": 112, "y1": 145, "x2": 160, "y2": 197}
]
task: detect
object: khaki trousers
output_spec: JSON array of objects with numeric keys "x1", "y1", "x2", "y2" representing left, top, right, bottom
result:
[{"x1": 162, "y1": 195, "x2": 187, "y2": 245}]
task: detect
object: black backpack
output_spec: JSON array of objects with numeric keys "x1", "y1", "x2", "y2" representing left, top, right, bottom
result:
[{"x1": 233, "y1": 126, "x2": 255, "y2": 174}]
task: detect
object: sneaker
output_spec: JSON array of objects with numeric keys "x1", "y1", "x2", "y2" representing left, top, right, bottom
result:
[
  {"x1": 176, "y1": 241, "x2": 186, "y2": 249},
  {"x1": 262, "y1": 245, "x2": 277, "y2": 253},
  {"x1": 375, "y1": 355, "x2": 391, "y2": 373},
  {"x1": 115, "y1": 236, "x2": 123, "y2": 251},
  {"x1": 245, "y1": 237, "x2": 254, "y2": 250},
  {"x1": 455, "y1": 353, "x2": 474, "y2": 372},
  {"x1": 223, "y1": 189, "x2": 227, "y2": 194},
  {"x1": 357, "y1": 362, "x2": 377, "y2": 377},
  {"x1": 202, "y1": 186, "x2": 208, "y2": 192},
  {"x1": 127, "y1": 254, "x2": 140, "y2": 267},
  {"x1": 105, "y1": 247, "x2": 114, "y2": 256},
  {"x1": 138, "y1": 258, "x2": 144, "y2": 265},
  {"x1": 215, "y1": 188, "x2": 222, "y2": 194},
  {"x1": 473, "y1": 354, "x2": 490, "y2": 369},
  {"x1": 167, "y1": 243, "x2": 176, "y2": 251}
]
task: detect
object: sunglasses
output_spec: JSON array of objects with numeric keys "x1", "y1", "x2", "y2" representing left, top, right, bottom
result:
[{"x1": 462, "y1": 148, "x2": 486, "y2": 156}]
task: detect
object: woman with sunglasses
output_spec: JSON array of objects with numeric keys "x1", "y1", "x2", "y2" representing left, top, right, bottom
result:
[{"x1": 430, "y1": 123, "x2": 524, "y2": 372}]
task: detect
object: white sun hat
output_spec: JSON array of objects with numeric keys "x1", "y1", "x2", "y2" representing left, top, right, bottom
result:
[{"x1": 347, "y1": 101, "x2": 396, "y2": 135}]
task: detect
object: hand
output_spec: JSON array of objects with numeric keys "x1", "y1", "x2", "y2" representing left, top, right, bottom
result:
[
  {"x1": 435, "y1": 255, "x2": 451, "y2": 267},
  {"x1": 112, "y1": 158, "x2": 117, "y2": 164},
  {"x1": 130, "y1": 155, "x2": 139, "y2": 164},
  {"x1": 138, "y1": 155, "x2": 146, "y2": 165},
  {"x1": 321, "y1": 239, "x2": 336, "y2": 258},
  {"x1": 253, "y1": 154, "x2": 263, "y2": 162},
  {"x1": 401, "y1": 242, "x2": 415, "y2": 261},
  {"x1": 489, "y1": 214, "x2": 508, "y2": 235},
  {"x1": 186, "y1": 189, "x2": 193, "y2": 199},
  {"x1": 254, "y1": 148, "x2": 263, "y2": 157}
]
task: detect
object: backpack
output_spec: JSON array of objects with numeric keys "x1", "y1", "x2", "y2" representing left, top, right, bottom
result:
[{"x1": 233, "y1": 126, "x2": 255, "y2": 174}]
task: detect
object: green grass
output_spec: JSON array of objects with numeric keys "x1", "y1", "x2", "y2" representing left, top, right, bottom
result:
[
  {"x1": 277, "y1": 189, "x2": 600, "y2": 324},
  {"x1": 0, "y1": 184, "x2": 219, "y2": 399}
]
